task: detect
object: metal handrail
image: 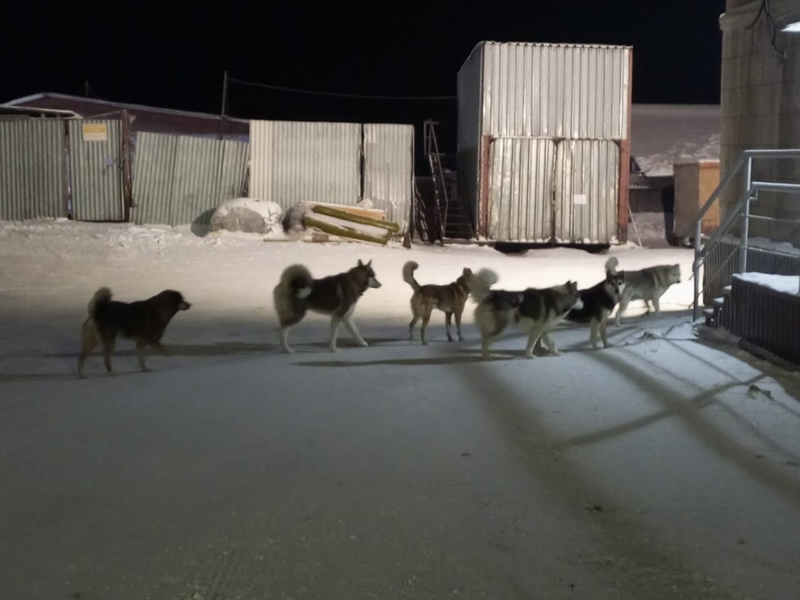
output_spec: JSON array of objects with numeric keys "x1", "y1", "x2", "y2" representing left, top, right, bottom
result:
[{"x1": 690, "y1": 148, "x2": 800, "y2": 319}]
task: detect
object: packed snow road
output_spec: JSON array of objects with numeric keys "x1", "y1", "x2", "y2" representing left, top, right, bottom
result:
[{"x1": 1, "y1": 221, "x2": 799, "y2": 600}]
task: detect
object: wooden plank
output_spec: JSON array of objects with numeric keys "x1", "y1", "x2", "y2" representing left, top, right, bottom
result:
[{"x1": 311, "y1": 204, "x2": 400, "y2": 232}]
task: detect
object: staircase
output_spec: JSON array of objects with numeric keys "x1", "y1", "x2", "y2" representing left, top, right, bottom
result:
[
  {"x1": 423, "y1": 120, "x2": 475, "y2": 241},
  {"x1": 690, "y1": 148, "x2": 800, "y2": 329}
]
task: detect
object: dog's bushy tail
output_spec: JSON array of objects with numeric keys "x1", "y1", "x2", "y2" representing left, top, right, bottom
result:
[
  {"x1": 605, "y1": 257, "x2": 620, "y2": 277},
  {"x1": 87, "y1": 287, "x2": 112, "y2": 319},
  {"x1": 402, "y1": 261, "x2": 421, "y2": 293},
  {"x1": 274, "y1": 264, "x2": 313, "y2": 322},
  {"x1": 470, "y1": 269, "x2": 499, "y2": 303}
]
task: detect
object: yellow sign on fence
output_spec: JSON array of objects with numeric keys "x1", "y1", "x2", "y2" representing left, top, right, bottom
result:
[{"x1": 82, "y1": 123, "x2": 108, "y2": 142}]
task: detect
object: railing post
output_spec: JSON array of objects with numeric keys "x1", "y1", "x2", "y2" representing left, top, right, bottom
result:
[
  {"x1": 693, "y1": 217, "x2": 702, "y2": 320},
  {"x1": 738, "y1": 156, "x2": 753, "y2": 273}
]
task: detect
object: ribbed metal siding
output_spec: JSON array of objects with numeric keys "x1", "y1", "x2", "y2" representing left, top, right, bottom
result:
[
  {"x1": 480, "y1": 42, "x2": 630, "y2": 140},
  {"x1": 457, "y1": 46, "x2": 484, "y2": 218},
  {"x1": 729, "y1": 277, "x2": 800, "y2": 367},
  {"x1": 553, "y1": 140, "x2": 619, "y2": 244},
  {"x1": 0, "y1": 120, "x2": 66, "y2": 220},
  {"x1": 363, "y1": 124, "x2": 413, "y2": 227},
  {"x1": 68, "y1": 120, "x2": 124, "y2": 221},
  {"x1": 132, "y1": 132, "x2": 178, "y2": 225},
  {"x1": 487, "y1": 138, "x2": 555, "y2": 242},
  {"x1": 133, "y1": 132, "x2": 249, "y2": 226},
  {"x1": 250, "y1": 120, "x2": 361, "y2": 210},
  {"x1": 218, "y1": 139, "x2": 249, "y2": 208}
]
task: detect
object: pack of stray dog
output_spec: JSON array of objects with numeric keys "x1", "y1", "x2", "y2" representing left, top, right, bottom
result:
[{"x1": 75, "y1": 256, "x2": 680, "y2": 376}]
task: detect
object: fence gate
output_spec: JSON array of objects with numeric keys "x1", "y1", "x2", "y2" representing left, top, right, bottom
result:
[
  {"x1": 68, "y1": 119, "x2": 125, "y2": 221},
  {"x1": 0, "y1": 119, "x2": 66, "y2": 220}
]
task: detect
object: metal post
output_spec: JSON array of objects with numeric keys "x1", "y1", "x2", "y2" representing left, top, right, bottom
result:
[
  {"x1": 219, "y1": 71, "x2": 229, "y2": 141},
  {"x1": 738, "y1": 156, "x2": 753, "y2": 273}
]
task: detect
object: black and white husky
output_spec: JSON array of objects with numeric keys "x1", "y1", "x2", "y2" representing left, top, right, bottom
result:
[
  {"x1": 273, "y1": 260, "x2": 381, "y2": 353},
  {"x1": 564, "y1": 258, "x2": 626, "y2": 349},
  {"x1": 471, "y1": 269, "x2": 583, "y2": 359}
]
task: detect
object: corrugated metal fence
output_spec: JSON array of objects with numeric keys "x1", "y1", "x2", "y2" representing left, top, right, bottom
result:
[
  {"x1": 363, "y1": 124, "x2": 413, "y2": 225},
  {"x1": 132, "y1": 132, "x2": 248, "y2": 226},
  {"x1": 250, "y1": 120, "x2": 413, "y2": 228},
  {"x1": 2, "y1": 117, "x2": 412, "y2": 229},
  {"x1": 250, "y1": 121, "x2": 361, "y2": 209},
  {"x1": 0, "y1": 120, "x2": 66, "y2": 220}
]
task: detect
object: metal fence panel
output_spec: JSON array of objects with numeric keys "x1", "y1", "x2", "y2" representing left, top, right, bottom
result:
[
  {"x1": 171, "y1": 136, "x2": 225, "y2": 225},
  {"x1": 250, "y1": 120, "x2": 361, "y2": 210},
  {"x1": 487, "y1": 137, "x2": 555, "y2": 242},
  {"x1": 68, "y1": 119, "x2": 124, "y2": 221},
  {"x1": 554, "y1": 140, "x2": 619, "y2": 244},
  {"x1": 132, "y1": 132, "x2": 177, "y2": 225},
  {"x1": 132, "y1": 132, "x2": 248, "y2": 226},
  {"x1": 363, "y1": 124, "x2": 413, "y2": 227},
  {"x1": 0, "y1": 119, "x2": 66, "y2": 220}
]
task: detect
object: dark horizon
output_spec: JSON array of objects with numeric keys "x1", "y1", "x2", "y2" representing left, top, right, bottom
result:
[{"x1": 1, "y1": 0, "x2": 726, "y2": 125}]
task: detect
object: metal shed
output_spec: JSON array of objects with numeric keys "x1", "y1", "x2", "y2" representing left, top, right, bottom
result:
[{"x1": 457, "y1": 41, "x2": 633, "y2": 244}]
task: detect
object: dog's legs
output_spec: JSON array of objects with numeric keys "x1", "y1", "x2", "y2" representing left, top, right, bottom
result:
[
  {"x1": 455, "y1": 307, "x2": 465, "y2": 341},
  {"x1": 408, "y1": 315, "x2": 418, "y2": 340},
  {"x1": 135, "y1": 341, "x2": 149, "y2": 372},
  {"x1": 600, "y1": 317, "x2": 611, "y2": 348},
  {"x1": 420, "y1": 310, "x2": 431, "y2": 346},
  {"x1": 615, "y1": 295, "x2": 629, "y2": 326},
  {"x1": 77, "y1": 320, "x2": 98, "y2": 378},
  {"x1": 329, "y1": 316, "x2": 343, "y2": 352},
  {"x1": 153, "y1": 341, "x2": 169, "y2": 356},
  {"x1": 279, "y1": 325, "x2": 294, "y2": 354},
  {"x1": 590, "y1": 320, "x2": 600, "y2": 349},
  {"x1": 343, "y1": 314, "x2": 369, "y2": 347},
  {"x1": 525, "y1": 327, "x2": 545, "y2": 359},
  {"x1": 652, "y1": 296, "x2": 661, "y2": 318},
  {"x1": 445, "y1": 312, "x2": 454, "y2": 342},
  {"x1": 101, "y1": 335, "x2": 116, "y2": 374},
  {"x1": 481, "y1": 337, "x2": 493, "y2": 359},
  {"x1": 540, "y1": 331, "x2": 561, "y2": 356}
]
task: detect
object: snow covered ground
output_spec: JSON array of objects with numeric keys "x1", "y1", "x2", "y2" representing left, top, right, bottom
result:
[{"x1": 2, "y1": 220, "x2": 800, "y2": 600}]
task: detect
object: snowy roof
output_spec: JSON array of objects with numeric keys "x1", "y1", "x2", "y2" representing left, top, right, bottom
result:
[{"x1": 631, "y1": 104, "x2": 720, "y2": 178}]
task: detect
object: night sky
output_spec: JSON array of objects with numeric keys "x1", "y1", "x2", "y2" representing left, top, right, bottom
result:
[{"x1": 2, "y1": 0, "x2": 726, "y2": 126}]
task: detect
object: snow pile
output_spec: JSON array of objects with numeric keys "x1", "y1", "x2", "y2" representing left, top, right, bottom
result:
[
  {"x1": 209, "y1": 198, "x2": 283, "y2": 235},
  {"x1": 734, "y1": 272, "x2": 800, "y2": 295}
]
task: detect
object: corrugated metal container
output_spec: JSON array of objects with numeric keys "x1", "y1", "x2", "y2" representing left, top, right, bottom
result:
[
  {"x1": 457, "y1": 41, "x2": 632, "y2": 244},
  {"x1": 553, "y1": 140, "x2": 619, "y2": 244},
  {"x1": 479, "y1": 42, "x2": 630, "y2": 139},
  {"x1": 68, "y1": 119, "x2": 124, "y2": 221},
  {"x1": 457, "y1": 47, "x2": 483, "y2": 221},
  {"x1": 250, "y1": 120, "x2": 361, "y2": 210},
  {"x1": 362, "y1": 124, "x2": 413, "y2": 228},
  {"x1": 0, "y1": 119, "x2": 66, "y2": 220},
  {"x1": 487, "y1": 138, "x2": 555, "y2": 242},
  {"x1": 132, "y1": 132, "x2": 249, "y2": 226}
]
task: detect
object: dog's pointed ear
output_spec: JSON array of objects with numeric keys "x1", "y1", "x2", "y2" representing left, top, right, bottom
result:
[
  {"x1": 358, "y1": 259, "x2": 364, "y2": 267},
  {"x1": 367, "y1": 259, "x2": 372, "y2": 267},
  {"x1": 463, "y1": 268, "x2": 472, "y2": 276}
]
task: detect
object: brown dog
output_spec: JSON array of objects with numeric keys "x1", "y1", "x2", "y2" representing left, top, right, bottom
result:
[
  {"x1": 77, "y1": 287, "x2": 191, "y2": 377},
  {"x1": 403, "y1": 261, "x2": 473, "y2": 345}
]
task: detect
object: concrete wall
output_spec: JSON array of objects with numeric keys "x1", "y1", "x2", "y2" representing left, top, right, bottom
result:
[{"x1": 720, "y1": 0, "x2": 800, "y2": 243}]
